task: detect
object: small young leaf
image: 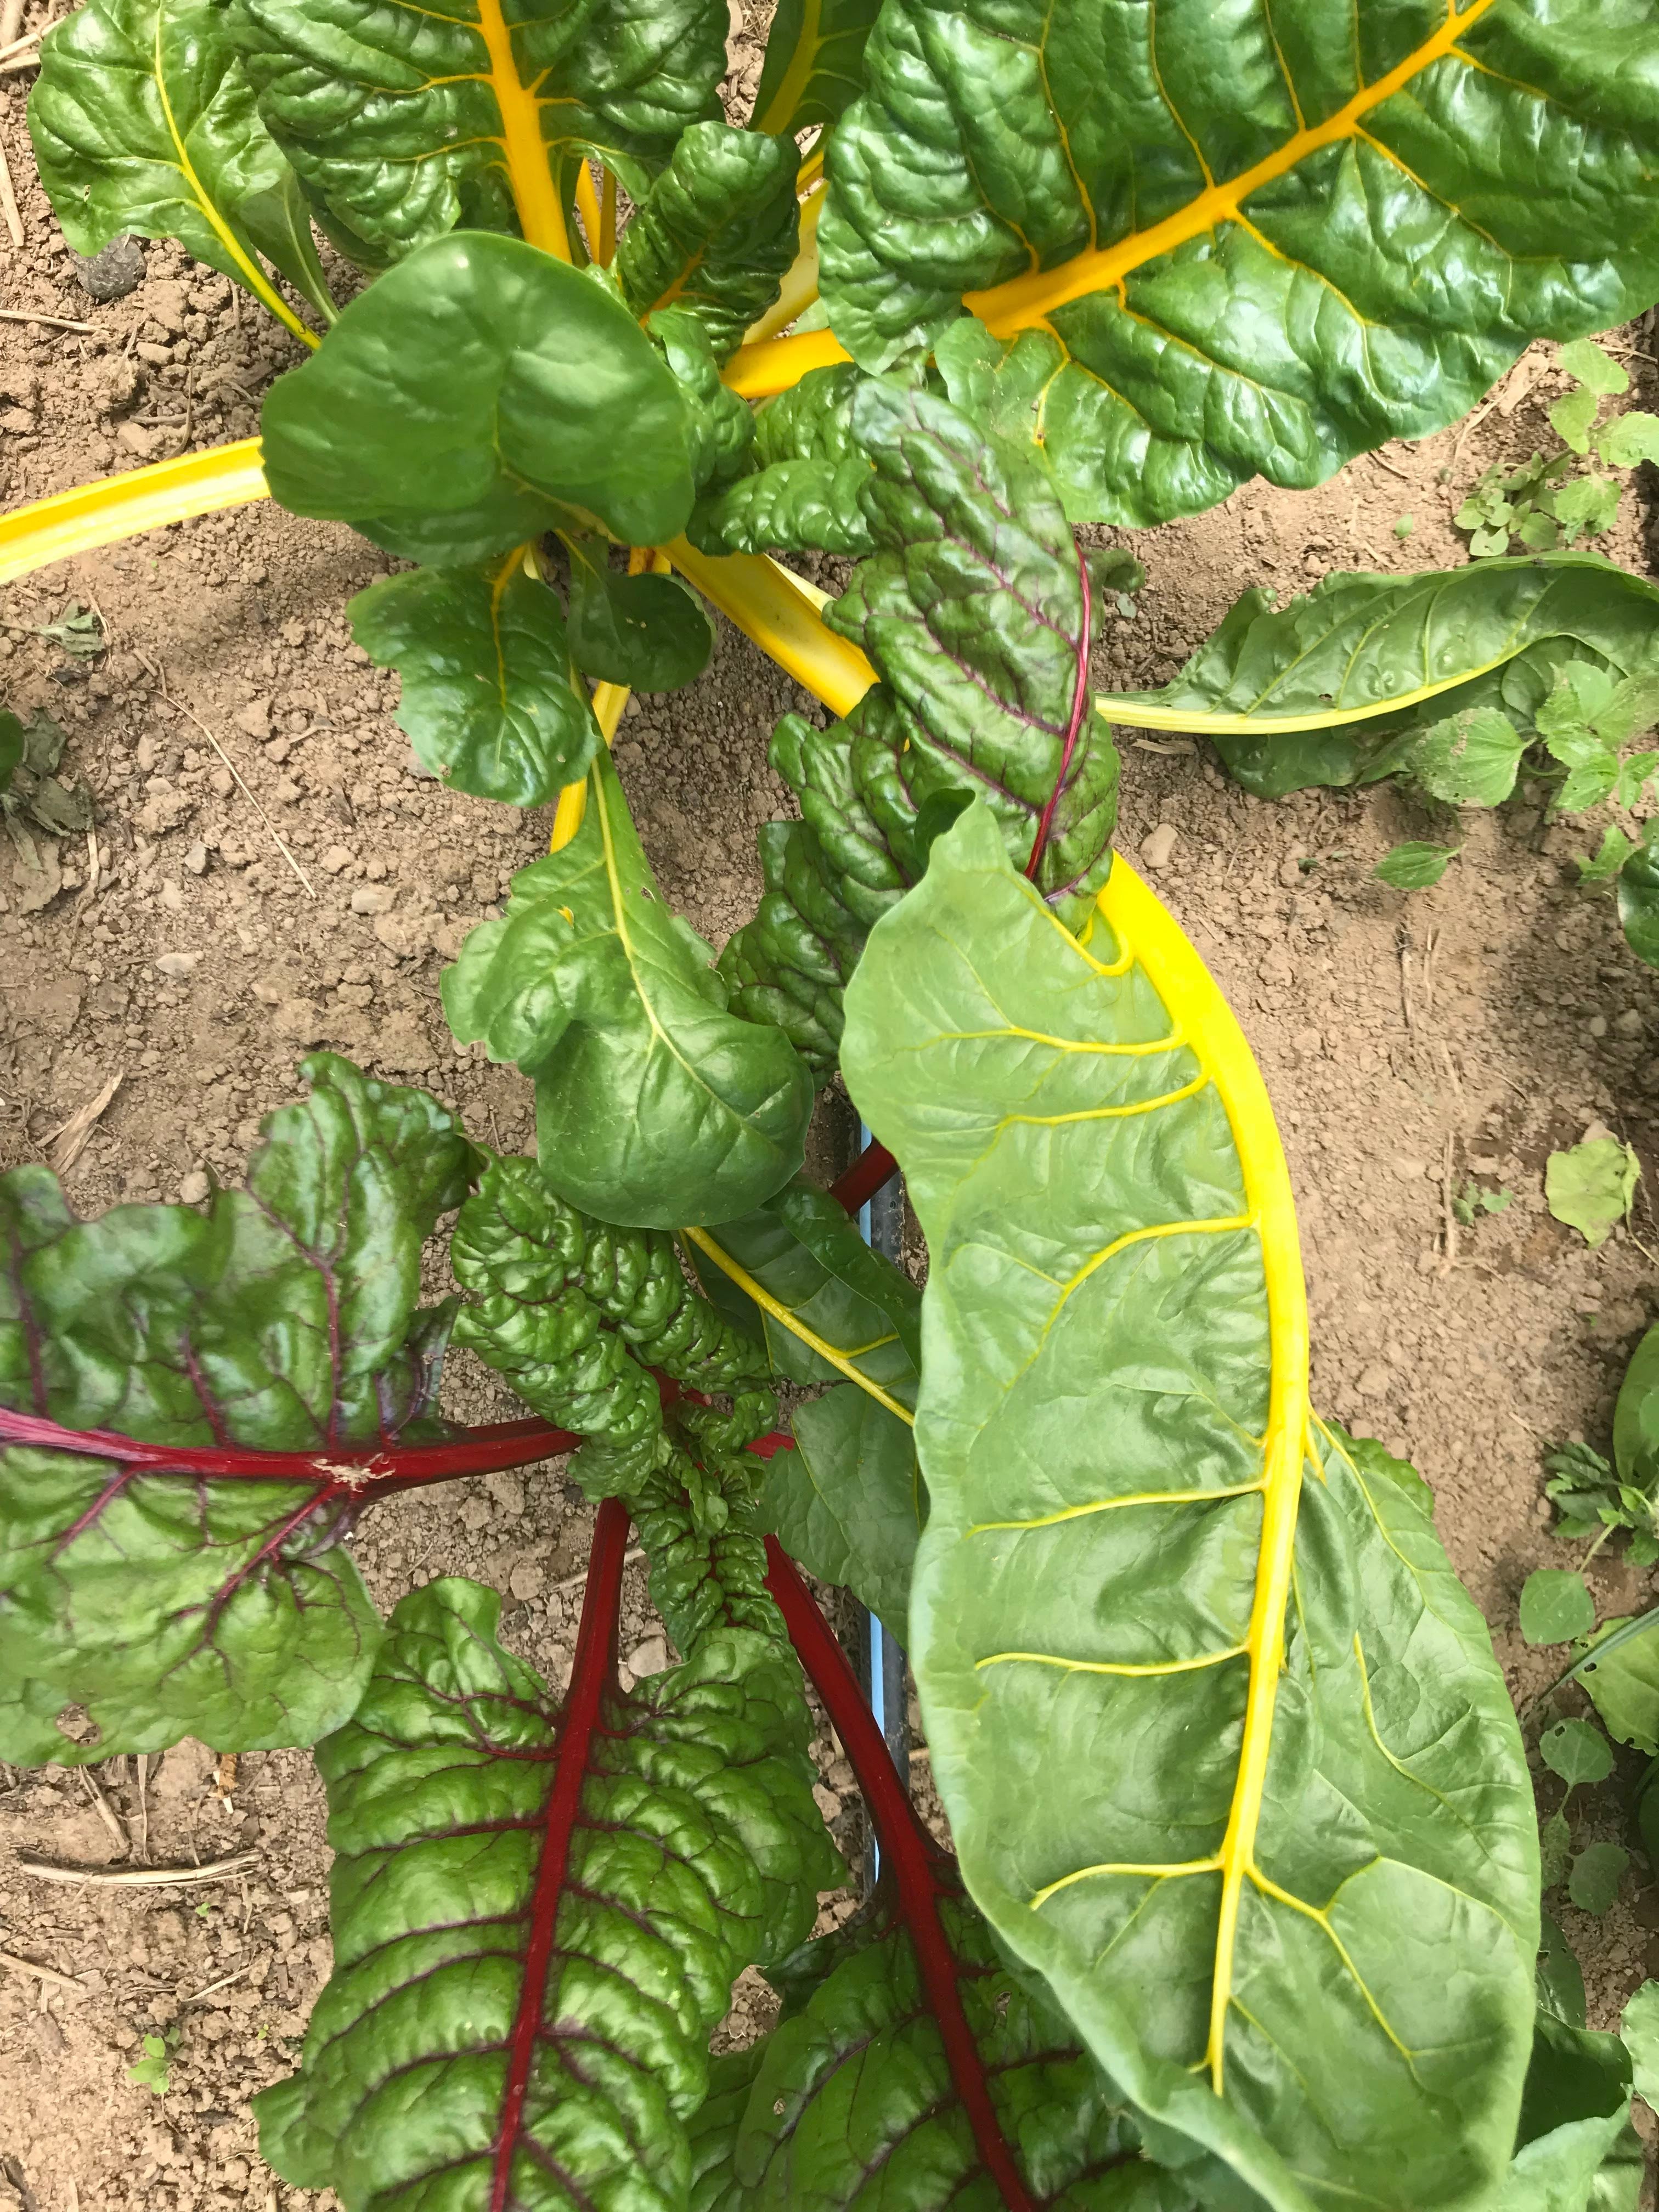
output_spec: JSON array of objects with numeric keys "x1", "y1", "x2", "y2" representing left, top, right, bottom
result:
[
  {"x1": 1515, "y1": 507, "x2": 1561, "y2": 551},
  {"x1": 1519, "y1": 1568, "x2": 1596, "y2": 1646},
  {"x1": 1538, "y1": 1717, "x2": 1614, "y2": 1788},
  {"x1": 1555, "y1": 473, "x2": 1623, "y2": 541},
  {"x1": 1558, "y1": 340, "x2": 1630, "y2": 398},
  {"x1": 127, "y1": 2033, "x2": 171, "y2": 2094},
  {"x1": 1545, "y1": 1137, "x2": 1640, "y2": 1248},
  {"x1": 1537, "y1": 1910, "x2": 1585, "y2": 2025},
  {"x1": 1578, "y1": 825, "x2": 1638, "y2": 884},
  {"x1": 1567, "y1": 1841, "x2": 1629, "y2": 1915},
  {"x1": 1408, "y1": 708, "x2": 1527, "y2": 808},
  {"x1": 1549, "y1": 386, "x2": 1601, "y2": 456},
  {"x1": 1621, "y1": 1980, "x2": 1659, "y2": 2113},
  {"x1": 565, "y1": 542, "x2": 714, "y2": 692},
  {"x1": 1596, "y1": 411, "x2": 1659, "y2": 470},
  {"x1": 1616, "y1": 750, "x2": 1659, "y2": 807},
  {"x1": 1392, "y1": 514, "x2": 1414, "y2": 540},
  {"x1": 1374, "y1": 840, "x2": 1459, "y2": 889},
  {"x1": 1555, "y1": 751, "x2": 1622, "y2": 812}
]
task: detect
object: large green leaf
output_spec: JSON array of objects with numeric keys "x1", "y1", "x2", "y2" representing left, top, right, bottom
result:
[
  {"x1": 1503, "y1": 2014, "x2": 1641, "y2": 2212},
  {"x1": 689, "y1": 362, "x2": 874, "y2": 556},
  {"x1": 1613, "y1": 1322, "x2": 1659, "y2": 1498},
  {"x1": 720, "y1": 380, "x2": 1117, "y2": 1074},
  {"x1": 261, "y1": 232, "x2": 695, "y2": 565},
  {"x1": 0, "y1": 1054, "x2": 478, "y2": 1762},
  {"x1": 348, "y1": 551, "x2": 601, "y2": 808},
  {"x1": 768, "y1": 1385, "x2": 921, "y2": 1640},
  {"x1": 443, "y1": 753, "x2": 812, "y2": 1229},
  {"x1": 565, "y1": 535, "x2": 714, "y2": 693},
  {"x1": 233, "y1": 0, "x2": 726, "y2": 257},
  {"x1": 1618, "y1": 823, "x2": 1659, "y2": 969},
  {"x1": 1099, "y1": 555, "x2": 1659, "y2": 800},
  {"x1": 839, "y1": 806, "x2": 1538, "y2": 2211},
  {"x1": 817, "y1": 0, "x2": 1659, "y2": 527},
  {"x1": 256, "y1": 1566, "x2": 837, "y2": 2209},
  {"x1": 750, "y1": 0, "x2": 883, "y2": 136},
  {"x1": 720, "y1": 1882, "x2": 1194, "y2": 2209},
  {"x1": 617, "y1": 120, "x2": 800, "y2": 363},
  {"x1": 30, "y1": 0, "x2": 332, "y2": 326}
]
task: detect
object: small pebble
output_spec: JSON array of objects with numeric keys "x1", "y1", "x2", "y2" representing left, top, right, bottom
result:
[
  {"x1": 1139, "y1": 823, "x2": 1179, "y2": 872},
  {"x1": 178, "y1": 1171, "x2": 211, "y2": 1205},
  {"x1": 154, "y1": 951, "x2": 201, "y2": 978},
  {"x1": 351, "y1": 884, "x2": 395, "y2": 915}
]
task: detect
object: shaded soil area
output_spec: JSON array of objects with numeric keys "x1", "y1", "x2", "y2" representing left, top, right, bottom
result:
[{"x1": 7, "y1": 29, "x2": 1659, "y2": 2209}]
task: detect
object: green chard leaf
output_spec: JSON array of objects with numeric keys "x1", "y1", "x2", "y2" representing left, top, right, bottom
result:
[
  {"x1": 261, "y1": 233, "x2": 695, "y2": 565},
  {"x1": 689, "y1": 363, "x2": 876, "y2": 557},
  {"x1": 0, "y1": 1055, "x2": 479, "y2": 1763},
  {"x1": 839, "y1": 806, "x2": 1538, "y2": 2211},
  {"x1": 750, "y1": 0, "x2": 883, "y2": 136},
  {"x1": 348, "y1": 550, "x2": 601, "y2": 808},
  {"x1": 721, "y1": 381, "x2": 1116, "y2": 1076},
  {"x1": 685, "y1": 1177, "x2": 923, "y2": 1634},
  {"x1": 443, "y1": 752, "x2": 812, "y2": 1229},
  {"x1": 617, "y1": 120, "x2": 800, "y2": 363},
  {"x1": 1504, "y1": 2012, "x2": 1642, "y2": 2212},
  {"x1": 816, "y1": 0, "x2": 1659, "y2": 528},
  {"x1": 719, "y1": 1878, "x2": 1194, "y2": 2211},
  {"x1": 29, "y1": 0, "x2": 333, "y2": 326},
  {"x1": 1621, "y1": 1981, "x2": 1659, "y2": 2113},
  {"x1": 1098, "y1": 555, "x2": 1659, "y2": 802},
  {"x1": 233, "y1": 0, "x2": 726, "y2": 257},
  {"x1": 564, "y1": 535, "x2": 714, "y2": 693},
  {"x1": 256, "y1": 1561, "x2": 837, "y2": 2210}
]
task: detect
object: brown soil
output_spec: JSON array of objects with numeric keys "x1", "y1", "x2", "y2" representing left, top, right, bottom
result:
[{"x1": 6, "y1": 22, "x2": 1659, "y2": 2207}]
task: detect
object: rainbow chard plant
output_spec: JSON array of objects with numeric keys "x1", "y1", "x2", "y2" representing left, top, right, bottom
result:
[{"x1": 8, "y1": 0, "x2": 1659, "y2": 2205}]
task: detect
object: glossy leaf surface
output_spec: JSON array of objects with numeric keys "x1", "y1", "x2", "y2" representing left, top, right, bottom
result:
[
  {"x1": 0, "y1": 1055, "x2": 477, "y2": 1760},
  {"x1": 617, "y1": 120, "x2": 799, "y2": 362},
  {"x1": 724, "y1": 1884, "x2": 1192, "y2": 2210},
  {"x1": 31, "y1": 0, "x2": 330, "y2": 325},
  {"x1": 443, "y1": 750, "x2": 812, "y2": 1228},
  {"x1": 348, "y1": 551, "x2": 600, "y2": 808},
  {"x1": 839, "y1": 806, "x2": 1538, "y2": 2211},
  {"x1": 261, "y1": 233, "x2": 695, "y2": 564},
  {"x1": 566, "y1": 538, "x2": 714, "y2": 692},
  {"x1": 234, "y1": 0, "x2": 726, "y2": 256},
  {"x1": 751, "y1": 0, "x2": 882, "y2": 135},
  {"x1": 256, "y1": 1559, "x2": 834, "y2": 2209},
  {"x1": 690, "y1": 363, "x2": 874, "y2": 556},
  {"x1": 768, "y1": 1385, "x2": 920, "y2": 1640},
  {"x1": 818, "y1": 0, "x2": 1659, "y2": 527},
  {"x1": 1103, "y1": 555, "x2": 1659, "y2": 800}
]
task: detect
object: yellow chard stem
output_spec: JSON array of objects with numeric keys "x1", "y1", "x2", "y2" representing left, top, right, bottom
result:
[
  {"x1": 0, "y1": 438, "x2": 270, "y2": 584},
  {"x1": 724, "y1": 325, "x2": 850, "y2": 400},
  {"x1": 574, "y1": 162, "x2": 605, "y2": 263},
  {"x1": 666, "y1": 538, "x2": 873, "y2": 717}
]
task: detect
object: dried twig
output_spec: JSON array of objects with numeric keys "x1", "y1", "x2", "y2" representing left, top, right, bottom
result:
[
  {"x1": 213, "y1": 1751, "x2": 238, "y2": 1803},
  {"x1": 18, "y1": 1849, "x2": 260, "y2": 1887},
  {"x1": 0, "y1": 11, "x2": 66, "y2": 60},
  {"x1": 1438, "y1": 1126, "x2": 1459, "y2": 1280},
  {"x1": 0, "y1": 306, "x2": 94, "y2": 332},
  {"x1": 150, "y1": 684, "x2": 316, "y2": 898},
  {"x1": 180, "y1": 1954, "x2": 262, "y2": 2005},
  {"x1": 1368, "y1": 448, "x2": 1414, "y2": 485},
  {"x1": 0, "y1": 1947, "x2": 87, "y2": 1996},
  {"x1": 0, "y1": 136, "x2": 22, "y2": 251},
  {"x1": 136, "y1": 1751, "x2": 150, "y2": 1865},
  {"x1": 78, "y1": 1764, "x2": 129, "y2": 1856},
  {"x1": 46, "y1": 1071, "x2": 122, "y2": 1175},
  {"x1": 554, "y1": 1546, "x2": 644, "y2": 1593}
]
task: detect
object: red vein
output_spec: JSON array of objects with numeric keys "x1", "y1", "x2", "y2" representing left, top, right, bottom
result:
[
  {"x1": 762, "y1": 1538, "x2": 1036, "y2": 2212},
  {"x1": 490, "y1": 1495, "x2": 630, "y2": 2212},
  {"x1": 1024, "y1": 543, "x2": 1094, "y2": 885}
]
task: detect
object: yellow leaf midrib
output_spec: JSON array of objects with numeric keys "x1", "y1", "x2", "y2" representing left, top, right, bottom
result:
[{"x1": 963, "y1": 0, "x2": 1504, "y2": 336}]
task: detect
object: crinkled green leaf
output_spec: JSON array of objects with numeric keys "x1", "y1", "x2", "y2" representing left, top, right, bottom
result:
[
  {"x1": 30, "y1": 0, "x2": 332, "y2": 320},
  {"x1": 1374, "y1": 840, "x2": 1458, "y2": 890},
  {"x1": 818, "y1": 0, "x2": 1659, "y2": 528},
  {"x1": 1101, "y1": 555, "x2": 1659, "y2": 802},
  {"x1": 348, "y1": 551, "x2": 600, "y2": 808},
  {"x1": 751, "y1": 0, "x2": 882, "y2": 136},
  {"x1": 1560, "y1": 342, "x2": 1629, "y2": 400},
  {"x1": 234, "y1": 0, "x2": 726, "y2": 256},
  {"x1": 443, "y1": 751, "x2": 811, "y2": 1228},
  {"x1": 616, "y1": 120, "x2": 798, "y2": 363},
  {"x1": 690, "y1": 363, "x2": 874, "y2": 557},
  {"x1": 261, "y1": 232, "x2": 695, "y2": 565},
  {"x1": 255, "y1": 1571, "x2": 836, "y2": 2210},
  {"x1": 1546, "y1": 1138, "x2": 1640, "y2": 1250},
  {"x1": 1551, "y1": 389, "x2": 1601, "y2": 458},
  {"x1": 1503, "y1": 2013, "x2": 1640, "y2": 2212},
  {"x1": 839, "y1": 805, "x2": 1537, "y2": 2212},
  {"x1": 725, "y1": 1881, "x2": 1193, "y2": 2210},
  {"x1": 649, "y1": 306, "x2": 758, "y2": 495},
  {"x1": 0, "y1": 1054, "x2": 478, "y2": 1762},
  {"x1": 1556, "y1": 476, "x2": 1624, "y2": 542},
  {"x1": 721, "y1": 382, "x2": 1116, "y2": 1073},
  {"x1": 565, "y1": 536, "x2": 714, "y2": 692},
  {"x1": 1521, "y1": 1570, "x2": 1597, "y2": 1648},
  {"x1": 1618, "y1": 825, "x2": 1659, "y2": 969}
]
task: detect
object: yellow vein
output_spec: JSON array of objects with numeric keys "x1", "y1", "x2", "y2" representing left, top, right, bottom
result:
[
  {"x1": 1247, "y1": 1868, "x2": 1424, "y2": 2077},
  {"x1": 969, "y1": 1477, "x2": 1265, "y2": 1534},
  {"x1": 977, "y1": 1643, "x2": 1246, "y2": 1677},
  {"x1": 1031, "y1": 1854, "x2": 1220, "y2": 1911},
  {"x1": 1000, "y1": 1072, "x2": 1209, "y2": 1127}
]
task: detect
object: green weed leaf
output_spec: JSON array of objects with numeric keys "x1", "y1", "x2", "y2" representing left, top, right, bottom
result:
[
  {"x1": 1549, "y1": 387, "x2": 1600, "y2": 456},
  {"x1": 1598, "y1": 411, "x2": 1659, "y2": 470},
  {"x1": 1577, "y1": 1619, "x2": 1659, "y2": 1754},
  {"x1": 1621, "y1": 1981, "x2": 1659, "y2": 2113},
  {"x1": 1539, "y1": 1719, "x2": 1612, "y2": 1791},
  {"x1": 1375, "y1": 842, "x2": 1458, "y2": 889},
  {"x1": 1618, "y1": 825, "x2": 1659, "y2": 968},
  {"x1": 1567, "y1": 1842, "x2": 1628, "y2": 1916},
  {"x1": 1558, "y1": 341, "x2": 1629, "y2": 399},
  {"x1": 1519, "y1": 1570, "x2": 1596, "y2": 1647},
  {"x1": 1577, "y1": 826, "x2": 1638, "y2": 884},
  {"x1": 1545, "y1": 1138, "x2": 1640, "y2": 1249},
  {"x1": 127, "y1": 2032, "x2": 171, "y2": 2095}
]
